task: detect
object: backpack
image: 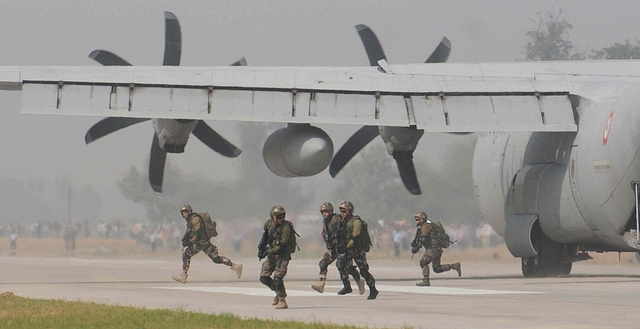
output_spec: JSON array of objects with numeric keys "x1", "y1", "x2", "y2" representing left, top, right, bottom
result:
[
  {"x1": 198, "y1": 212, "x2": 218, "y2": 238},
  {"x1": 284, "y1": 220, "x2": 300, "y2": 253},
  {"x1": 354, "y1": 216, "x2": 373, "y2": 252},
  {"x1": 430, "y1": 221, "x2": 451, "y2": 248}
]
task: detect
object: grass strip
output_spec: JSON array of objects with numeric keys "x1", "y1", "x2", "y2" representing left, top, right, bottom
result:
[{"x1": 0, "y1": 292, "x2": 393, "y2": 329}]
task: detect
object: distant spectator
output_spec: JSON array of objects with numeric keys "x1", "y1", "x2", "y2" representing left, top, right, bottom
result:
[
  {"x1": 393, "y1": 230, "x2": 403, "y2": 257},
  {"x1": 10, "y1": 231, "x2": 18, "y2": 256}
]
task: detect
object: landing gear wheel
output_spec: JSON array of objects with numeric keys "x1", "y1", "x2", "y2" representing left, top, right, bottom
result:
[{"x1": 520, "y1": 222, "x2": 570, "y2": 278}]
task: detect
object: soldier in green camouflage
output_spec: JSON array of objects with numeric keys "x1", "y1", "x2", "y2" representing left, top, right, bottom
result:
[
  {"x1": 258, "y1": 205, "x2": 294, "y2": 309},
  {"x1": 172, "y1": 204, "x2": 243, "y2": 284},
  {"x1": 411, "y1": 211, "x2": 461, "y2": 286},
  {"x1": 311, "y1": 202, "x2": 364, "y2": 294},
  {"x1": 335, "y1": 201, "x2": 378, "y2": 300}
]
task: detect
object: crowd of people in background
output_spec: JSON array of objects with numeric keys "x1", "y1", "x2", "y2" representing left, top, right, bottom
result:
[{"x1": 0, "y1": 217, "x2": 504, "y2": 256}]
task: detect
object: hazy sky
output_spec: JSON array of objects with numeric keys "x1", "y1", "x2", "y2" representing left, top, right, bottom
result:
[{"x1": 1, "y1": 0, "x2": 639, "y2": 220}]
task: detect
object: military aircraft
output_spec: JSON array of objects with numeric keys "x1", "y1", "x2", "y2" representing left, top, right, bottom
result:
[
  {"x1": 4, "y1": 27, "x2": 640, "y2": 278},
  {"x1": 83, "y1": 12, "x2": 245, "y2": 193}
]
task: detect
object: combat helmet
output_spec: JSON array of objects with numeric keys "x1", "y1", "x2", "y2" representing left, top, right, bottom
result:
[
  {"x1": 320, "y1": 202, "x2": 334, "y2": 214},
  {"x1": 270, "y1": 205, "x2": 286, "y2": 220},
  {"x1": 414, "y1": 211, "x2": 428, "y2": 224},
  {"x1": 180, "y1": 204, "x2": 193, "y2": 215},
  {"x1": 339, "y1": 201, "x2": 354, "y2": 216}
]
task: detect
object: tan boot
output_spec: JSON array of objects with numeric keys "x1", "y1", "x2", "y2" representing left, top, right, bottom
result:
[
  {"x1": 275, "y1": 297, "x2": 288, "y2": 309},
  {"x1": 231, "y1": 263, "x2": 243, "y2": 279},
  {"x1": 311, "y1": 280, "x2": 326, "y2": 293},
  {"x1": 416, "y1": 278, "x2": 430, "y2": 286},
  {"x1": 172, "y1": 271, "x2": 188, "y2": 284},
  {"x1": 271, "y1": 294, "x2": 279, "y2": 306},
  {"x1": 357, "y1": 279, "x2": 366, "y2": 295},
  {"x1": 452, "y1": 262, "x2": 462, "y2": 277}
]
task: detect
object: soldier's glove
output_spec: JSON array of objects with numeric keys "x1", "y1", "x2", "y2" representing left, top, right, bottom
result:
[
  {"x1": 258, "y1": 249, "x2": 267, "y2": 260},
  {"x1": 181, "y1": 239, "x2": 190, "y2": 247},
  {"x1": 411, "y1": 246, "x2": 420, "y2": 254},
  {"x1": 410, "y1": 240, "x2": 418, "y2": 248}
]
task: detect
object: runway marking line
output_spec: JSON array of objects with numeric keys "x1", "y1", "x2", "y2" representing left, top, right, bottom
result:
[{"x1": 153, "y1": 285, "x2": 541, "y2": 296}]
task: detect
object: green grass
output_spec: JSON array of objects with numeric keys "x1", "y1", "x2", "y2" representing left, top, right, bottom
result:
[{"x1": 0, "y1": 293, "x2": 390, "y2": 329}]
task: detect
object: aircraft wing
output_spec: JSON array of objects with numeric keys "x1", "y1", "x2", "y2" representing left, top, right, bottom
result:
[{"x1": 0, "y1": 64, "x2": 579, "y2": 132}]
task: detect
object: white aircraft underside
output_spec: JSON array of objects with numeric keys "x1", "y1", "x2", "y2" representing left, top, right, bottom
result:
[{"x1": 3, "y1": 59, "x2": 640, "y2": 277}]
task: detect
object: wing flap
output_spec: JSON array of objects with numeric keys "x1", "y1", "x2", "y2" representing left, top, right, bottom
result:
[{"x1": 17, "y1": 66, "x2": 576, "y2": 132}]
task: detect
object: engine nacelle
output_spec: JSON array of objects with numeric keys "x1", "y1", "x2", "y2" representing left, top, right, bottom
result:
[{"x1": 263, "y1": 125, "x2": 334, "y2": 178}]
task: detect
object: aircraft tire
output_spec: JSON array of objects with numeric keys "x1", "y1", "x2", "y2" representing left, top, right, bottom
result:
[{"x1": 521, "y1": 222, "x2": 565, "y2": 278}]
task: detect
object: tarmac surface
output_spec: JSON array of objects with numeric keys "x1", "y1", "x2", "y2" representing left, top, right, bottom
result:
[{"x1": 2, "y1": 255, "x2": 640, "y2": 329}]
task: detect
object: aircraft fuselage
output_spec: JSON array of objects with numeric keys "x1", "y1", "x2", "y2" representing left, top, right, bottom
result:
[{"x1": 473, "y1": 82, "x2": 640, "y2": 254}]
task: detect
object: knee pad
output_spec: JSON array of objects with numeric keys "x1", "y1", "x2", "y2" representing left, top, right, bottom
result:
[
  {"x1": 336, "y1": 258, "x2": 347, "y2": 271},
  {"x1": 260, "y1": 276, "x2": 273, "y2": 289},
  {"x1": 273, "y1": 277, "x2": 284, "y2": 291},
  {"x1": 433, "y1": 266, "x2": 444, "y2": 273},
  {"x1": 420, "y1": 259, "x2": 427, "y2": 268},
  {"x1": 319, "y1": 259, "x2": 328, "y2": 272}
]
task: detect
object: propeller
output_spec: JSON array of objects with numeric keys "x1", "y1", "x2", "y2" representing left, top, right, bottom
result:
[
  {"x1": 85, "y1": 11, "x2": 243, "y2": 193},
  {"x1": 330, "y1": 25, "x2": 452, "y2": 195}
]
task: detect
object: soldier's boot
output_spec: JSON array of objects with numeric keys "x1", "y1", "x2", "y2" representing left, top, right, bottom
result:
[
  {"x1": 416, "y1": 278, "x2": 430, "y2": 286},
  {"x1": 357, "y1": 279, "x2": 366, "y2": 295},
  {"x1": 337, "y1": 279, "x2": 353, "y2": 295},
  {"x1": 271, "y1": 294, "x2": 279, "y2": 306},
  {"x1": 367, "y1": 285, "x2": 379, "y2": 300},
  {"x1": 231, "y1": 263, "x2": 243, "y2": 279},
  {"x1": 171, "y1": 271, "x2": 188, "y2": 284},
  {"x1": 452, "y1": 262, "x2": 462, "y2": 277},
  {"x1": 275, "y1": 297, "x2": 288, "y2": 309},
  {"x1": 311, "y1": 279, "x2": 326, "y2": 293}
]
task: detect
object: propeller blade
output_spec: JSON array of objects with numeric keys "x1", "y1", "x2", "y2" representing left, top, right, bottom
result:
[
  {"x1": 88, "y1": 50, "x2": 132, "y2": 66},
  {"x1": 85, "y1": 117, "x2": 149, "y2": 144},
  {"x1": 162, "y1": 11, "x2": 182, "y2": 66},
  {"x1": 192, "y1": 121, "x2": 242, "y2": 158},
  {"x1": 329, "y1": 126, "x2": 380, "y2": 177},
  {"x1": 355, "y1": 24, "x2": 387, "y2": 66},
  {"x1": 425, "y1": 36, "x2": 451, "y2": 63},
  {"x1": 394, "y1": 152, "x2": 421, "y2": 195},
  {"x1": 149, "y1": 134, "x2": 167, "y2": 193},
  {"x1": 230, "y1": 57, "x2": 247, "y2": 66}
]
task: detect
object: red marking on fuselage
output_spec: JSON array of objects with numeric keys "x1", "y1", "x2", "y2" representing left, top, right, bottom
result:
[{"x1": 603, "y1": 111, "x2": 614, "y2": 145}]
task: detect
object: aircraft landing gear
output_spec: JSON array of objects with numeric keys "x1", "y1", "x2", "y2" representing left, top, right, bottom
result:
[{"x1": 521, "y1": 222, "x2": 572, "y2": 278}]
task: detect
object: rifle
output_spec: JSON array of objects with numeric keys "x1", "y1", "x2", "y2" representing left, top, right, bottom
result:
[
  {"x1": 322, "y1": 217, "x2": 331, "y2": 250},
  {"x1": 257, "y1": 227, "x2": 269, "y2": 260},
  {"x1": 410, "y1": 226, "x2": 421, "y2": 257},
  {"x1": 335, "y1": 216, "x2": 345, "y2": 254}
]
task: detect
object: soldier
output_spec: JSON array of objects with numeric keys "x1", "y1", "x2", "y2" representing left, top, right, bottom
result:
[
  {"x1": 335, "y1": 201, "x2": 379, "y2": 300},
  {"x1": 311, "y1": 202, "x2": 364, "y2": 294},
  {"x1": 172, "y1": 204, "x2": 243, "y2": 284},
  {"x1": 258, "y1": 205, "x2": 295, "y2": 309},
  {"x1": 411, "y1": 211, "x2": 461, "y2": 286}
]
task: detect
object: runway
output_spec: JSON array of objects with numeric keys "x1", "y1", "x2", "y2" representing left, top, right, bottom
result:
[{"x1": 2, "y1": 256, "x2": 640, "y2": 329}]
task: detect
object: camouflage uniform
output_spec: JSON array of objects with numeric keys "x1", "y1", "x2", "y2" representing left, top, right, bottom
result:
[
  {"x1": 311, "y1": 202, "x2": 362, "y2": 293},
  {"x1": 259, "y1": 205, "x2": 294, "y2": 309},
  {"x1": 411, "y1": 212, "x2": 461, "y2": 286},
  {"x1": 172, "y1": 205, "x2": 242, "y2": 284},
  {"x1": 336, "y1": 201, "x2": 378, "y2": 300}
]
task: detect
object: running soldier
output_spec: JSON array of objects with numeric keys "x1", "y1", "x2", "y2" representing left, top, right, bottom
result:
[
  {"x1": 336, "y1": 201, "x2": 378, "y2": 300},
  {"x1": 172, "y1": 204, "x2": 243, "y2": 284},
  {"x1": 411, "y1": 211, "x2": 461, "y2": 286},
  {"x1": 258, "y1": 205, "x2": 296, "y2": 309},
  {"x1": 311, "y1": 202, "x2": 364, "y2": 294}
]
